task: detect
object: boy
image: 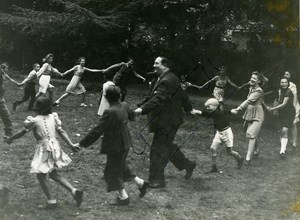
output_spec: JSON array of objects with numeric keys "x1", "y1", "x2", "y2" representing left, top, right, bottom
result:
[
  {"x1": 77, "y1": 85, "x2": 148, "y2": 205},
  {"x1": 0, "y1": 62, "x2": 18, "y2": 138},
  {"x1": 193, "y1": 98, "x2": 243, "y2": 172},
  {"x1": 13, "y1": 63, "x2": 40, "y2": 111}
]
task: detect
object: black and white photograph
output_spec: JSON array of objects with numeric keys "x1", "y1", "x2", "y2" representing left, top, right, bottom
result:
[{"x1": 0, "y1": 0, "x2": 299, "y2": 219}]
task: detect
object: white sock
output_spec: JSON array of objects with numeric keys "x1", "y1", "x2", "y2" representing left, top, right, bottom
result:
[
  {"x1": 280, "y1": 138, "x2": 288, "y2": 154},
  {"x1": 47, "y1": 199, "x2": 57, "y2": 204},
  {"x1": 71, "y1": 188, "x2": 77, "y2": 195},
  {"x1": 118, "y1": 189, "x2": 129, "y2": 200},
  {"x1": 133, "y1": 176, "x2": 144, "y2": 188}
]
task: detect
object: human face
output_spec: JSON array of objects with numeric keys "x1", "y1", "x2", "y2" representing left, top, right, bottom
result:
[
  {"x1": 280, "y1": 78, "x2": 289, "y2": 89},
  {"x1": 34, "y1": 64, "x2": 40, "y2": 72},
  {"x1": 153, "y1": 57, "x2": 167, "y2": 75},
  {"x1": 79, "y1": 59, "x2": 85, "y2": 66},
  {"x1": 283, "y1": 71, "x2": 291, "y2": 79},
  {"x1": 249, "y1": 74, "x2": 260, "y2": 87},
  {"x1": 205, "y1": 103, "x2": 218, "y2": 112},
  {"x1": 48, "y1": 57, "x2": 53, "y2": 63}
]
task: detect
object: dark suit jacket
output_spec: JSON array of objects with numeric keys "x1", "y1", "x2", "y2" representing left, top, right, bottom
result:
[
  {"x1": 79, "y1": 102, "x2": 134, "y2": 154},
  {"x1": 140, "y1": 71, "x2": 192, "y2": 133}
]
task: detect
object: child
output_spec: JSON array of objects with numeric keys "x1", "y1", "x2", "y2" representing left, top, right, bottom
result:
[
  {"x1": 54, "y1": 57, "x2": 106, "y2": 107},
  {"x1": 0, "y1": 62, "x2": 18, "y2": 137},
  {"x1": 77, "y1": 85, "x2": 148, "y2": 205},
  {"x1": 266, "y1": 77, "x2": 296, "y2": 157},
  {"x1": 97, "y1": 71, "x2": 115, "y2": 116},
  {"x1": 5, "y1": 96, "x2": 83, "y2": 209},
  {"x1": 13, "y1": 63, "x2": 40, "y2": 111},
  {"x1": 192, "y1": 98, "x2": 243, "y2": 172}
]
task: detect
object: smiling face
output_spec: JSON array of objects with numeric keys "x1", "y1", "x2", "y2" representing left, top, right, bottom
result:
[
  {"x1": 280, "y1": 78, "x2": 289, "y2": 89},
  {"x1": 283, "y1": 71, "x2": 291, "y2": 79},
  {"x1": 249, "y1": 74, "x2": 260, "y2": 87},
  {"x1": 79, "y1": 59, "x2": 85, "y2": 66},
  {"x1": 34, "y1": 64, "x2": 40, "y2": 72},
  {"x1": 48, "y1": 56, "x2": 53, "y2": 63},
  {"x1": 153, "y1": 57, "x2": 168, "y2": 75}
]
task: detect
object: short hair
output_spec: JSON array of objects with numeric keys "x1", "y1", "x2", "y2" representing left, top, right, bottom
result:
[
  {"x1": 33, "y1": 96, "x2": 52, "y2": 115},
  {"x1": 205, "y1": 98, "x2": 219, "y2": 107},
  {"x1": 105, "y1": 85, "x2": 121, "y2": 103},
  {"x1": 159, "y1": 56, "x2": 172, "y2": 69},
  {"x1": 284, "y1": 71, "x2": 293, "y2": 79},
  {"x1": 32, "y1": 63, "x2": 40, "y2": 69},
  {"x1": 76, "y1": 57, "x2": 85, "y2": 64},
  {"x1": 279, "y1": 76, "x2": 290, "y2": 87},
  {"x1": 42, "y1": 53, "x2": 54, "y2": 63}
]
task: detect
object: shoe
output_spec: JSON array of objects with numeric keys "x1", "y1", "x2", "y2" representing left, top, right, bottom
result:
[
  {"x1": 245, "y1": 160, "x2": 251, "y2": 166},
  {"x1": 237, "y1": 157, "x2": 244, "y2": 169},
  {"x1": 12, "y1": 102, "x2": 17, "y2": 111},
  {"x1": 205, "y1": 164, "x2": 218, "y2": 174},
  {"x1": 113, "y1": 197, "x2": 130, "y2": 206},
  {"x1": 80, "y1": 103, "x2": 88, "y2": 107},
  {"x1": 280, "y1": 153, "x2": 286, "y2": 159},
  {"x1": 148, "y1": 182, "x2": 166, "y2": 189},
  {"x1": 138, "y1": 182, "x2": 149, "y2": 198},
  {"x1": 185, "y1": 161, "x2": 196, "y2": 179},
  {"x1": 74, "y1": 190, "x2": 83, "y2": 207},
  {"x1": 253, "y1": 150, "x2": 260, "y2": 157},
  {"x1": 38, "y1": 202, "x2": 58, "y2": 210}
]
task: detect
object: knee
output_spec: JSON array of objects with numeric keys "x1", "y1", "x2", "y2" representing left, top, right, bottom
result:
[{"x1": 37, "y1": 173, "x2": 46, "y2": 181}]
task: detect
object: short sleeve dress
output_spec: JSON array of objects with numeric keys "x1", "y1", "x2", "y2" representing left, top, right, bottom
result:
[
  {"x1": 65, "y1": 65, "x2": 86, "y2": 95},
  {"x1": 278, "y1": 88, "x2": 295, "y2": 128},
  {"x1": 24, "y1": 112, "x2": 72, "y2": 173}
]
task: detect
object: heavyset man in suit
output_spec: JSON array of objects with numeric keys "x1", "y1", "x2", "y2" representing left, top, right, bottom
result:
[{"x1": 135, "y1": 56, "x2": 196, "y2": 188}]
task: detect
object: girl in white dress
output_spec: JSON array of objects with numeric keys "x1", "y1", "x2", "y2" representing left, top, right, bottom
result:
[
  {"x1": 54, "y1": 57, "x2": 105, "y2": 107},
  {"x1": 5, "y1": 96, "x2": 83, "y2": 209}
]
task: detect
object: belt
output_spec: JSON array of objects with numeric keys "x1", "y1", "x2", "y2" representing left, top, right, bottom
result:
[{"x1": 219, "y1": 126, "x2": 230, "y2": 132}]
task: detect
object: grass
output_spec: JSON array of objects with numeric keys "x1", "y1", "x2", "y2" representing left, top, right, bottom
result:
[{"x1": 1, "y1": 76, "x2": 300, "y2": 220}]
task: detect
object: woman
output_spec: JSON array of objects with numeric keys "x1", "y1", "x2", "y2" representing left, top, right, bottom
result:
[
  {"x1": 231, "y1": 71, "x2": 265, "y2": 164},
  {"x1": 54, "y1": 57, "x2": 105, "y2": 107},
  {"x1": 267, "y1": 77, "x2": 295, "y2": 157},
  {"x1": 35, "y1": 54, "x2": 62, "y2": 103}
]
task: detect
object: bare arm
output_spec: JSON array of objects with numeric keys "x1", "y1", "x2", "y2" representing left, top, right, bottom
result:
[
  {"x1": 5, "y1": 129, "x2": 27, "y2": 144},
  {"x1": 84, "y1": 67, "x2": 105, "y2": 73},
  {"x1": 62, "y1": 66, "x2": 76, "y2": 76},
  {"x1": 227, "y1": 78, "x2": 239, "y2": 89},
  {"x1": 200, "y1": 76, "x2": 217, "y2": 88},
  {"x1": 1, "y1": 70, "x2": 19, "y2": 85},
  {"x1": 186, "y1": 82, "x2": 202, "y2": 90},
  {"x1": 269, "y1": 97, "x2": 289, "y2": 111}
]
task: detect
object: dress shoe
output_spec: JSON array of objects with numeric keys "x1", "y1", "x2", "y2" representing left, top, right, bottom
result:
[
  {"x1": 148, "y1": 182, "x2": 166, "y2": 189},
  {"x1": 138, "y1": 182, "x2": 149, "y2": 198},
  {"x1": 205, "y1": 164, "x2": 218, "y2": 174},
  {"x1": 74, "y1": 190, "x2": 83, "y2": 207},
  {"x1": 185, "y1": 161, "x2": 196, "y2": 179}
]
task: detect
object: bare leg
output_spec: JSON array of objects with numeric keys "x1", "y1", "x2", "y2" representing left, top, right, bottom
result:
[
  {"x1": 55, "y1": 93, "x2": 70, "y2": 104},
  {"x1": 292, "y1": 123, "x2": 298, "y2": 147},
  {"x1": 37, "y1": 173, "x2": 55, "y2": 200},
  {"x1": 246, "y1": 138, "x2": 256, "y2": 161},
  {"x1": 49, "y1": 170, "x2": 76, "y2": 195},
  {"x1": 81, "y1": 92, "x2": 86, "y2": 104}
]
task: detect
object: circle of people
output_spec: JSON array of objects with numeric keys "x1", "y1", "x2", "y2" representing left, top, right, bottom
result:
[{"x1": 0, "y1": 54, "x2": 299, "y2": 208}]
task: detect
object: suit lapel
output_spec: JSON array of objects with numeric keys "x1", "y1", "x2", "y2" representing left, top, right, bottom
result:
[{"x1": 150, "y1": 71, "x2": 169, "y2": 96}]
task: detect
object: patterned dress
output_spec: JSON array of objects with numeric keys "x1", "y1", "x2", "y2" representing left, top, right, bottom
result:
[{"x1": 24, "y1": 112, "x2": 71, "y2": 173}]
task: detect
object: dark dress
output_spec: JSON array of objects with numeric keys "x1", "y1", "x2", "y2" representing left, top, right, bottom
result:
[{"x1": 278, "y1": 88, "x2": 295, "y2": 128}]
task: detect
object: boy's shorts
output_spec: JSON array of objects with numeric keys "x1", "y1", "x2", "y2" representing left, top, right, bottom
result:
[{"x1": 212, "y1": 127, "x2": 233, "y2": 147}]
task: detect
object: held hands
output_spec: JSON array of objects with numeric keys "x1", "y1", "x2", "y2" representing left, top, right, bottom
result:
[
  {"x1": 71, "y1": 143, "x2": 81, "y2": 152},
  {"x1": 190, "y1": 109, "x2": 202, "y2": 115},
  {"x1": 230, "y1": 109, "x2": 239, "y2": 115},
  {"x1": 134, "y1": 108, "x2": 142, "y2": 114}
]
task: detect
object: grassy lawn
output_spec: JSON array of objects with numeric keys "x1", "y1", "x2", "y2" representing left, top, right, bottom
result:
[{"x1": 1, "y1": 76, "x2": 300, "y2": 220}]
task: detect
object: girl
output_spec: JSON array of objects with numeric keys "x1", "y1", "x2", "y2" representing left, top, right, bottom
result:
[
  {"x1": 187, "y1": 66, "x2": 240, "y2": 109},
  {"x1": 13, "y1": 63, "x2": 40, "y2": 111},
  {"x1": 54, "y1": 57, "x2": 105, "y2": 107},
  {"x1": 35, "y1": 54, "x2": 62, "y2": 103},
  {"x1": 5, "y1": 96, "x2": 83, "y2": 208},
  {"x1": 231, "y1": 71, "x2": 265, "y2": 165},
  {"x1": 267, "y1": 77, "x2": 296, "y2": 156}
]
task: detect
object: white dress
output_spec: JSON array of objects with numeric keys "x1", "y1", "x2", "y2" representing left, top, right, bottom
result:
[
  {"x1": 97, "y1": 81, "x2": 115, "y2": 116},
  {"x1": 24, "y1": 112, "x2": 71, "y2": 173}
]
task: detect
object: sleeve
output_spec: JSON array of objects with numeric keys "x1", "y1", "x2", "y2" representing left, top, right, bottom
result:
[
  {"x1": 24, "y1": 116, "x2": 36, "y2": 131},
  {"x1": 125, "y1": 103, "x2": 135, "y2": 121},
  {"x1": 79, "y1": 110, "x2": 112, "y2": 148},
  {"x1": 182, "y1": 90, "x2": 193, "y2": 112},
  {"x1": 141, "y1": 81, "x2": 170, "y2": 115},
  {"x1": 289, "y1": 83, "x2": 297, "y2": 95},
  {"x1": 239, "y1": 88, "x2": 263, "y2": 110},
  {"x1": 52, "y1": 112, "x2": 62, "y2": 129}
]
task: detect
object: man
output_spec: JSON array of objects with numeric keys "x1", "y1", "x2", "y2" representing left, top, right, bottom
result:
[{"x1": 135, "y1": 56, "x2": 196, "y2": 188}]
